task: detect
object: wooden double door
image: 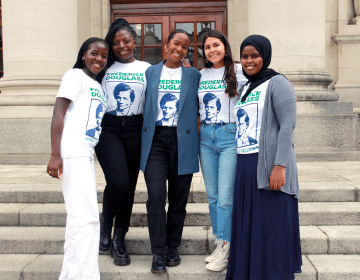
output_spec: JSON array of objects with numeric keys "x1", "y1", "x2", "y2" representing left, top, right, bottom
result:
[{"x1": 111, "y1": 1, "x2": 226, "y2": 68}]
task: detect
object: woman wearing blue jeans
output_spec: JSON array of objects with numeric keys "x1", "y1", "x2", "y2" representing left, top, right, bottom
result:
[{"x1": 198, "y1": 30, "x2": 247, "y2": 272}]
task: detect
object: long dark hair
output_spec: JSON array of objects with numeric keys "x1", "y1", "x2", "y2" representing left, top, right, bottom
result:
[
  {"x1": 201, "y1": 30, "x2": 238, "y2": 98},
  {"x1": 73, "y1": 37, "x2": 108, "y2": 70},
  {"x1": 104, "y1": 18, "x2": 137, "y2": 68}
]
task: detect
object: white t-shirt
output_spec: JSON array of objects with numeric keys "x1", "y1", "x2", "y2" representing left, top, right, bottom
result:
[
  {"x1": 198, "y1": 64, "x2": 247, "y2": 124},
  {"x1": 102, "y1": 60, "x2": 151, "y2": 116},
  {"x1": 57, "y1": 69, "x2": 107, "y2": 158},
  {"x1": 233, "y1": 80, "x2": 269, "y2": 154},
  {"x1": 156, "y1": 65, "x2": 182, "y2": 127}
]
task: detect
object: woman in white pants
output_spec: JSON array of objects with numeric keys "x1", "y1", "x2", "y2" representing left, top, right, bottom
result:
[{"x1": 47, "y1": 37, "x2": 108, "y2": 280}]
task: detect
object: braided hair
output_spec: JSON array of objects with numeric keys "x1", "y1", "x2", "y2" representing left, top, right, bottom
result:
[
  {"x1": 95, "y1": 18, "x2": 136, "y2": 83},
  {"x1": 201, "y1": 30, "x2": 238, "y2": 98},
  {"x1": 105, "y1": 18, "x2": 136, "y2": 68},
  {"x1": 73, "y1": 37, "x2": 108, "y2": 70}
]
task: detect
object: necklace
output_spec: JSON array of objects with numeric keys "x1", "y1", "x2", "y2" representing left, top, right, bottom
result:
[
  {"x1": 164, "y1": 65, "x2": 181, "y2": 81},
  {"x1": 212, "y1": 66, "x2": 225, "y2": 81}
]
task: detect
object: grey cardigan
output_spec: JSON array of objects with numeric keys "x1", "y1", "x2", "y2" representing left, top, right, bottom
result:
[{"x1": 257, "y1": 75, "x2": 299, "y2": 199}]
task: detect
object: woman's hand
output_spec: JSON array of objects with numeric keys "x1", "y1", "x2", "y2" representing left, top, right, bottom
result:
[
  {"x1": 47, "y1": 97, "x2": 71, "y2": 179},
  {"x1": 269, "y1": 165, "x2": 285, "y2": 190},
  {"x1": 47, "y1": 155, "x2": 63, "y2": 179},
  {"x1": 181, "y1": 59, "x2": 191, "y2": 68}
]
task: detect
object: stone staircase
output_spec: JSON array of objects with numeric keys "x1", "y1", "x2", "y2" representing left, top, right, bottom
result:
[{"x1": 1, "y1": 162, "x2": 360, "y2": 279}]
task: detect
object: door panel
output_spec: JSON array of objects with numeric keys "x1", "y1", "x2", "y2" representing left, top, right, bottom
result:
[
  {"x1": 171, "y1": 14, "x2": 222, "y2": 68},
  {"x1": 115, "y1": 12, "x2": 224, "y2": 68},
  {"x1": 124, "y1": 16, "x2": 169, "y2": 65}
]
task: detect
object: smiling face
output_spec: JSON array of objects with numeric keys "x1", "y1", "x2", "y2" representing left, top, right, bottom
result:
[
  {"x1": 165, "y1": 33, "x2": 190, "y2": 68},
  {"x1": 162, "y1": 100, "x2": 178, "y2": 119},
  {"x1": 204, "y1": 37, "x2": 226, "y2": 68},
  {"x1": 116, "y1": 90, "x2": 133, "y2": 110},
  {"x1": 82, "y1": 42, "x2": 108, "y2": 79},
  {"x1": 240, "y1": 45, "x2": 264, "y2": 76},
  {"x1": 112, "y1": 29, "x2": 136, "y2": 63}
]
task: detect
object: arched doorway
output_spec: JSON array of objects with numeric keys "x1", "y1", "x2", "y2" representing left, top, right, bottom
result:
[{"x1": 111, "y1": 1, "x2": 227, "y2": 68}]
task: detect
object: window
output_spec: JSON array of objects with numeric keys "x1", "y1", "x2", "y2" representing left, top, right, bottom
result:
[{"x1": 111, "y1": 1, "x2": 226, "y2": 69}]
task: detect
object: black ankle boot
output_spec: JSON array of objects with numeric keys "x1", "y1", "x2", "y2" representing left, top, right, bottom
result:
[
  {"x1": 99, "y1": 214, "x2": 113, "y2": 251},
  {"x1": 166, "y1": 246, "x2": 181, "y2": 267},
  {"x1": 151, "y1": 253, "x2": 167, "y2": 274},
  {"x1": 111, "y1": 227, "x2": 131, "y2": 266}
]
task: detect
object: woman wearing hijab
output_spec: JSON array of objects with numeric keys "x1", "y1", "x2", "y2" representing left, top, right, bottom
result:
[{"x1": 226, "y1": 35, "x2": 302, "y2": 280}]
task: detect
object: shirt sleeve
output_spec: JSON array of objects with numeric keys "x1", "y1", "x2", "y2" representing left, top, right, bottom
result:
[
  {"x1": 101, "y1": 70, "x2": 108, "y2": 99},
  {"x1": 144, "y1": 61, "x2": 152, "y2": 70},
  {"x1": 235, "y1": 64, "x2": 248, "y2": 93},
  {"x1": 57, "y1": 69, "x2": 82, "y2": 102},
  {"x1": 269, "y1": 75, "x2": 297, "y2": 166}
]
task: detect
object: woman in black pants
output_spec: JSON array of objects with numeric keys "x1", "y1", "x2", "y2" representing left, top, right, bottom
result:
[
  {"x1": 140, "y1": 29, "x2": 201, "y2": 274},
  {"x1": 95, "y1": 18, "x2": 151, "y2": 266}
]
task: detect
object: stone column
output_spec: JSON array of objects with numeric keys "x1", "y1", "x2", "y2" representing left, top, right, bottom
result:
[
  {"x1": 0, "y1": 0, "x2": 78, "y2": 164},
  {"x1": 0, "y1": 0, "x2": 78, "y2": 118},
  {"x1": 245, "y1": 0, "x2": 359, "y2": 161},
  {"x1": 334, "y1": 0, "x2": 360, "y2": 110},
  {"x1": 247, "y1": 0, "x2": 346, "y2": 110}
]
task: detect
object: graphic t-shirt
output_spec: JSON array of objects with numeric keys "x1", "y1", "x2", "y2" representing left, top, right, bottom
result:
[
  {"x1": 233, "y1": 80, "x2": 269, "y2": 154},
  {"x1": 198, "y1": 64, "x2": 247, "y2": 124},
  {"x1": 57, "y1": 69, "x2": 107, "y2": 158},
  {"x1": 156, "y1": 65, "x2": 182, "y2": 127},
  {"x1": 102, "y1": 60, "x2": 151, "y2": 116}
]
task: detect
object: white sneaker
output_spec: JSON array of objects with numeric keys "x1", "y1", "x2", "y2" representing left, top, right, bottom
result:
[
  {"x1": 205, "y1": 240, "x2": 222, "y2": 263},
  {"x1": 205, "y1": 242, "x2": 230, "y2": 272}
]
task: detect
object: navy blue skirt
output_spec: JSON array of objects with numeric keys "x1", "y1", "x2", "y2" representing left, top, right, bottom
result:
[{"x1": 226, "y1": 153, "x2": 302, "y2": 280}]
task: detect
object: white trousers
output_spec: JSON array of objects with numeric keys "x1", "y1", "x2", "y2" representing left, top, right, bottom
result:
[{"x1": 59, "y1": 157, "x2": 100, "y2": 280}]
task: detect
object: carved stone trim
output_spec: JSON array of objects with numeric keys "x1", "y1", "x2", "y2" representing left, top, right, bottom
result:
[
  {"x1": 283, "y1": 70, "x2": 339, "y2": 101},
  {"x1": 333, "y1": 34, "x2": 360, "y2": 43},
  {"x1": 0, "y1": 78, "x2": 61, "y2": 88}
]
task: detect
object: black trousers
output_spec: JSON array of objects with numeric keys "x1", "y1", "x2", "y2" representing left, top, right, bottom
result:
[
  {"x1": 144, "y1": 126, "x2": 193, "y2": 254},
  {"x1": 95, "y1": 113, "x2": 143, "y2": 229}
]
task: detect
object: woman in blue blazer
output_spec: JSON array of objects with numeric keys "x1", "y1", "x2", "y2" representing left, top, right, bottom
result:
[{"x1": 140, "y1": 29, "x2": 201, "y2": 274}]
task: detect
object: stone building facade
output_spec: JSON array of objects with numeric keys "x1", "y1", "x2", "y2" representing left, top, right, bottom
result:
[{"x1": 0, "y1": 0, "x2": 359, "y2": 164}]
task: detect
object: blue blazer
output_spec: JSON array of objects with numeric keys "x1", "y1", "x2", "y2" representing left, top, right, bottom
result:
[{"x1": 140, "y1": 60, "x2": 201, "y2": 175}]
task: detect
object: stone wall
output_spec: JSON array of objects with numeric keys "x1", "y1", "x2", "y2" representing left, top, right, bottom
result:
[{"x1": 0, "y1": 0, "x2": 359, "y2": 164}]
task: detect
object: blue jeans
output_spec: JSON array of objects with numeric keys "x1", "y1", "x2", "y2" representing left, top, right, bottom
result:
[{"x1": 199, "y1": 123, "x2": 237, "y2": 243}]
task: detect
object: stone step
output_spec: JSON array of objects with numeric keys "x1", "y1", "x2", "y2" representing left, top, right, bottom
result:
[
  {"x1": 0, "y1": 225, "x2": 359, "y2": 255},
  {"x1": 1, "y1": 202, "x2": 360, "y2": 227},
  {"x1": 298, "y1": 202, "x2": 360, "y2": 225},
  {"x1": 0, "y1": 203, "x2": 210, "y2": 227},
  {"x1": 0, "y1": 180, "x2": 359, "y2": 204},
  {"x1": 0, "y1": 226, "x2": 209, "y2": 256},
  {"x1": 2, "y1": 254, "x2": 360, "y2": 280}
]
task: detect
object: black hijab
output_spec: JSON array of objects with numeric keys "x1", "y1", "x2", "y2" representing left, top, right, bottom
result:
[{"x1": 240, "y1": 35, "x2": 280, "y2": 103}]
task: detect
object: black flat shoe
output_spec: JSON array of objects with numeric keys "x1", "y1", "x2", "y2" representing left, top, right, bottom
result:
[
  {"x1": 99, "y1": 214, "x2": 113, "y2": 251},
  {"x1": 111, "y1": 227, "x2": 131, "y2": 266},
  {"x1": 166, "y1": 246, "x2": 181, "y2": 267},
  {"x1": 151, "y1": 253, "x2": 167, "y2": 274}
]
